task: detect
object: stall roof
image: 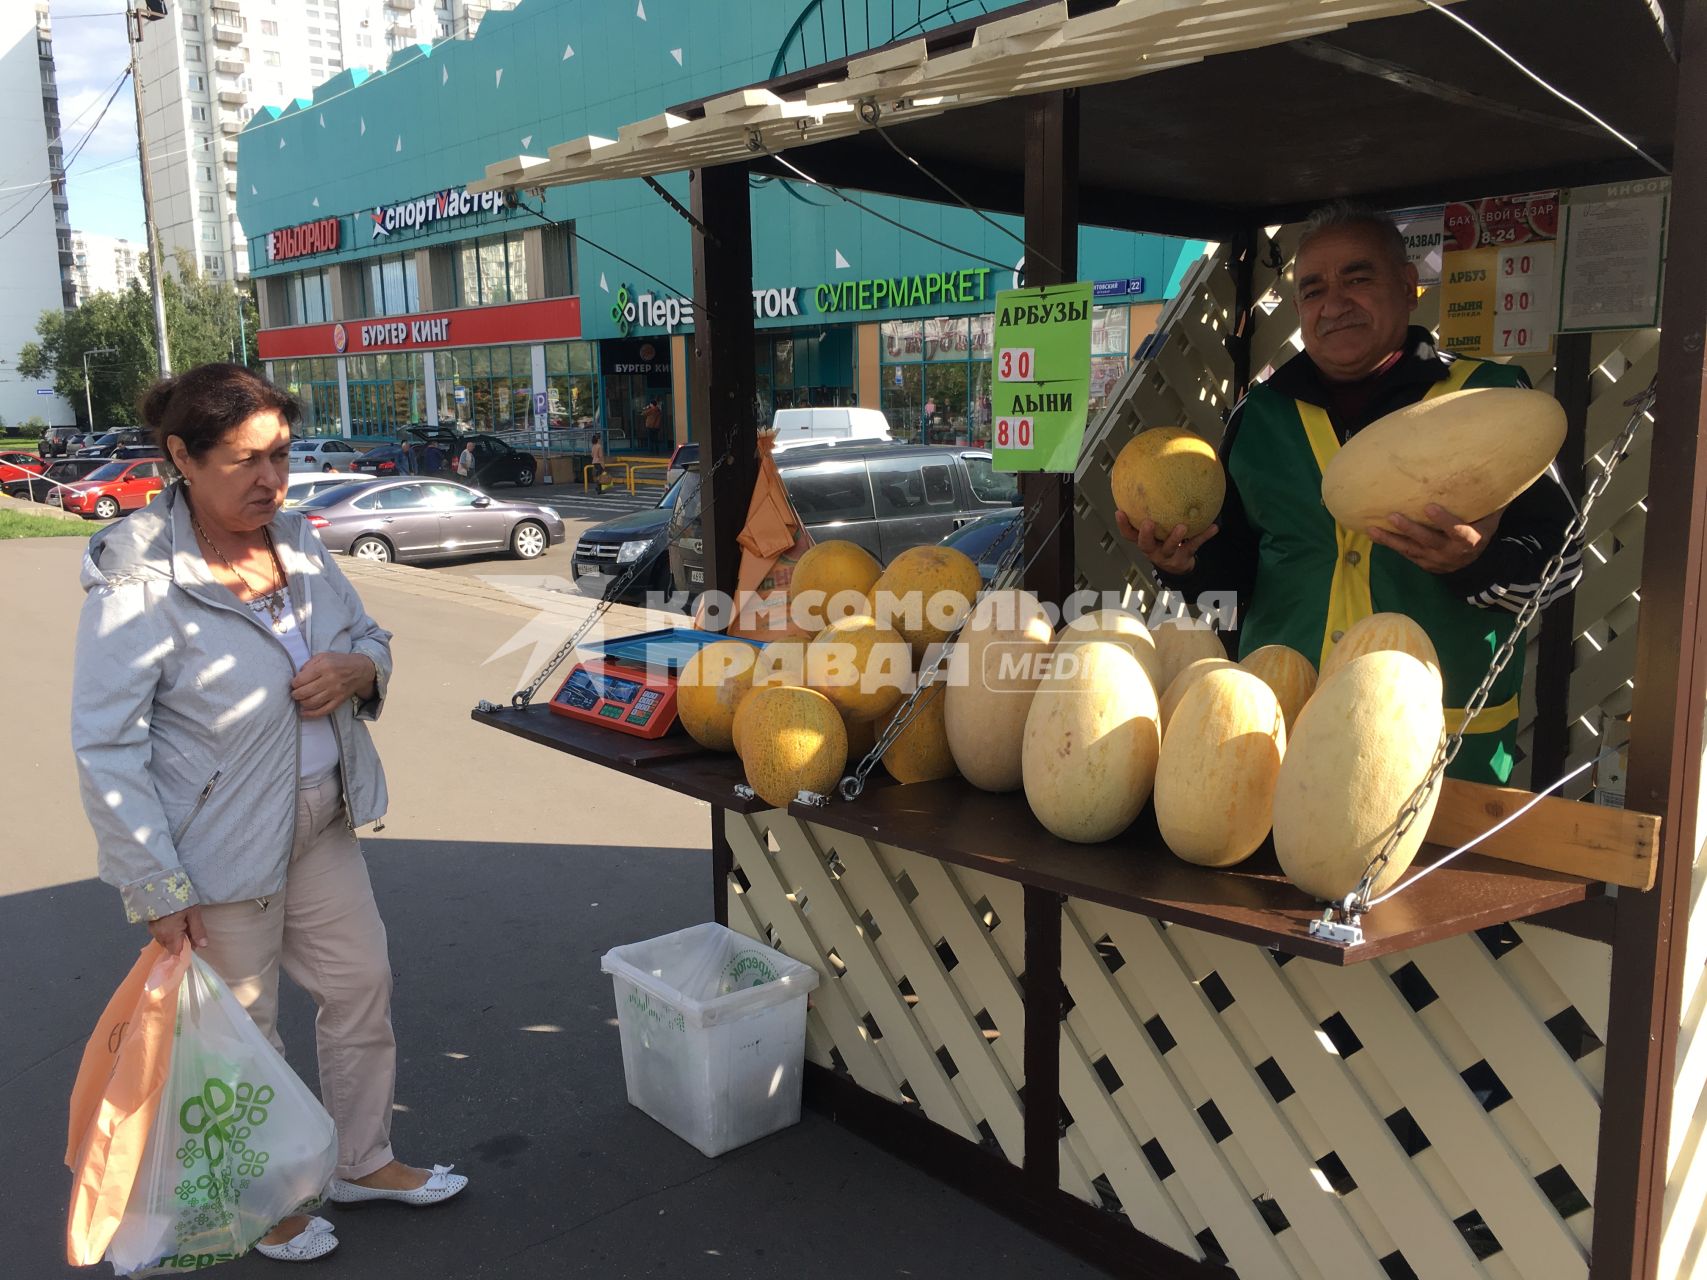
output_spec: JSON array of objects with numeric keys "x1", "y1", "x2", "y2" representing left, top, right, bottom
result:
[{"x1": 470, "y1": 0, "x2": 1676, "y2": 236}]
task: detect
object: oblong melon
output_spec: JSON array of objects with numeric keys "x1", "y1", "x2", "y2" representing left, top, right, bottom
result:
[
  {"x1": 1155, "y1": 668, "x2": 1287, "y2": 867},
  {"x1": 1238, "y1": 644, "x2": 1317, "y2": 734},
  {"x1": 1110, "y1": 426, "x2": 1225, "y2": 538},
  {"x1": 1022, "y1": 640, "x2": 1160, "y2": 844},
  {"x1": 1159, "y1": 657, "x2": 1238, "y2": 737},
  {"x1": 1273, "y1": 650, "x2": 1446, "y2": 901},
  {"x1": 789, "y1": 539, "x2": 882, "y2": 632},
  {"x1": 944, "y1": 589, "x2": 1054, "y2": 792},
  {"x1": 1319, "y1": 612, "x2": 1441, "y2": 686},
  {"x1": 1152, "y1": 620, "x2": 1228, "y2": 691},
  {"x1": 1321, "y1": 386, "x2": 1566, "y2": 532},
  {"x1": 1058, "y1": 607, "x2": 1163, "y2": 694}
]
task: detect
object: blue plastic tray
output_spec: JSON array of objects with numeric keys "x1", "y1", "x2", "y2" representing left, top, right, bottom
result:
[{"x1": 583, "y1": 627, "x2": 763, "y2": 675}]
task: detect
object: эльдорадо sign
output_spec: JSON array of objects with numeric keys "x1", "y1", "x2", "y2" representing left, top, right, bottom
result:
[{"x1": 991, "y1": 282, "x2": 1093, "y2": 473}]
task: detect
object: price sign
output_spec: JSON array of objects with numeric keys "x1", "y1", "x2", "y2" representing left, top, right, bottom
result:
[
  {"x1": 1493, "y1": 243, "x2": 1555, "y2": 355},
  {"x1": 989, "y1": 282, "x2": 1094, "y2": 473}
]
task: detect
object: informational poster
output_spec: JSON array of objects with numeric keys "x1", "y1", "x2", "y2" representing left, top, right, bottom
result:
[
  {"x1": 990, "y1": 282, "x2": 1093, "y2": 473},
  {"x1": 1437, "y1": 192, "x2": 1560, "y2": 356},
  {"x1": 1391, "y1": 205, "x2": 1446, "y2": 287},
  {"x1": 1559, "y1": 179, "x2": 1669, "y2": 332}
]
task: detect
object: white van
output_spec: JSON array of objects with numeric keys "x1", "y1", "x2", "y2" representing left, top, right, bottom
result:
[{"x1": 770, "y1": 407, "x2": 892, "y2": 453}]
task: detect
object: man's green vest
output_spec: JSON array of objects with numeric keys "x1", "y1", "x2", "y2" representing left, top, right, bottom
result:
[{"x1": 1229, "y1": 356, "x2": 1529, "y2": 783}]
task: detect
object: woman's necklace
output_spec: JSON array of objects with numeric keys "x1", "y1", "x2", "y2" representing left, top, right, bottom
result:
[{"x1": 193, "y1": 511, "x2": 289, "y2": 630}]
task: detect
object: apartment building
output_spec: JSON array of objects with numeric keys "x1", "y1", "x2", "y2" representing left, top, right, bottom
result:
[
  {"x1": 71, "y1": 230, "x2": 147, "y2": 298},
  {"x1": 134, "y1": 0, "x2": 514, "y2": 283}
]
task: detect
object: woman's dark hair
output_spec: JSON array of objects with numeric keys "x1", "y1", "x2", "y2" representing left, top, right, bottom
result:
[{"x1": 140, "y1": 363, "x2": 302, "y2": 474}]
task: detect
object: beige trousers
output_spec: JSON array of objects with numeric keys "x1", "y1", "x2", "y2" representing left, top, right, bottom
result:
[{"x1": 196, "y1": 768, "x2": 397, "y2": 1181}]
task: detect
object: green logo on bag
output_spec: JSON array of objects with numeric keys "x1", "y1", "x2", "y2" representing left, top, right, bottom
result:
[
  {"x1": 171, "y1": 1078, "x2": 277, "y2": 1236},
  {"x1": 723, "y1": 950, "x2": 779, "y2": 990}
]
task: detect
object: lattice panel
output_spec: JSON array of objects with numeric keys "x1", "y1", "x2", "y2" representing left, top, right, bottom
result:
[
  {"x1": 1073, "y1": 222, "x2": 1659, "y2": 795},
  {"x1": 1661, "y1": 731, "x2": 1707, "y2": 1277},
  {"x1": 1059, "y1": 901, "x2": 1610, "y2": 1278},
  {"x1": 724, "y1": 810, "x2": 1031, "y2": 1170}
]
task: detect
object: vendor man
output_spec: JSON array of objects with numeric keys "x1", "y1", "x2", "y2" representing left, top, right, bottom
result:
[{"x1": 1121, "y1": 201, "x2": 1581, "y2": 783}]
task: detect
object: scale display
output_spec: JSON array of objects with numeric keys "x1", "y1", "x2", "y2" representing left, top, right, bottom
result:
[{"x1": 546, "y1": 629, "x2": 762, "y2": 739}]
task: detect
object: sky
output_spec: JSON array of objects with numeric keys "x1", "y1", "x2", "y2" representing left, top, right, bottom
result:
[{"x1": 50, "y1": 0, "x2": 148, "y2": 244}]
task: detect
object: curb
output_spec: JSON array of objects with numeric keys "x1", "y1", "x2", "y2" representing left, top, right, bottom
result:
[{"x1": 0, "y1": 492, "x2": 99, "y2": 523}]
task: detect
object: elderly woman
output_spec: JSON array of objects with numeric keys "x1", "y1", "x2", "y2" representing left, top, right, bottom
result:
[{"x1": 71, "y1": 364, "x2": 466, "y2": 1265}]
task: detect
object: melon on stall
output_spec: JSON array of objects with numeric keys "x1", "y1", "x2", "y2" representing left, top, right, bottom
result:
[
  {"x1": 1022, "y1": 640, "x2": 1161, "y2": 844},
  {"x1": 1152, "y1": 620, "x2": 1228, "y2": 691},
  {"x1": 1110, "y1": 427, "x2": 1226, "y2": 539},
  {"x1": 789, "y1": 539, "x2": 882, "y2": 632},
  {"x1": 1158, "y1": 657, "x2": 1239, "y2": 736},
  {"x1": 1238, "y1": 644, "x2": 1318, "y2": 734},
  {"x1": 1154, "y1": 668, "x2": 1287, "y2": 867},
  {"x1": 1319, "y1": 612, "x2": 1441, "y2": 685},
  {"x1": 1321, "y1": 386, "x2": 1566, "y2": 533},
  {"x1": 944, "y1": 589, "x2": 1054, "y2": 792},
  {"x1": 740, "y1": 686, "x2": 850, "y2": 809},
  {"x1": 871, "y1": 545, "x2": 982, "y2": 659},
  {"x1": 676, "y1": 640, "x2": 759, "y2": 752},
  {"x1": 880, "y1": 684, "x2": 957, "y2": 784},
  {"x1": 1272, "y1": 650, "x2": 1446, "y2": 901},
  {"x1": 733, "y1": 638, "x2": 811, "y2": 757},
  {"x1": 806, "y1": 615, "x2": 913, "y2": 723},
  {"x1": 1058, "y1": 608, "x2": 1163, "y2": 694}
]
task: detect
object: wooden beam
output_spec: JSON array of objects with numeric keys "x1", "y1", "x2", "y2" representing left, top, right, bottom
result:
[
  {"x1": 1592, "y1": 0, "x2": 1707, "y2": 1273},
  {"x1": 1428, "y1": 778, "x2": 1659, "y2": 890},
  {"x1": 688, "y1": 164, "x2": 756, "y2": 614}
]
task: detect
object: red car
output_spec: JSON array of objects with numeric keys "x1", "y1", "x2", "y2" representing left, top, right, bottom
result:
[
  {"x1": 59, "y1": 457, "x2": 169, "y2": 520},
  {"x1": 0, "y1": 451, "x2": 45, "y2": 483}
]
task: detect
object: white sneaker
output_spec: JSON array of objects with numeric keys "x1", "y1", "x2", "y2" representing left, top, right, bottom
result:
[{"x1": 327, "y1": 1163, "x2": 468, "y2": 1207}]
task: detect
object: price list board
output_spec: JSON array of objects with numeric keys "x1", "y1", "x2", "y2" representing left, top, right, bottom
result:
[
  {"x1": 1437, "y1": 191, "x2": 1560, "y2": 357},
  {"x1": 990, "y1": 282, "x2": 1093, "y2": 473}
]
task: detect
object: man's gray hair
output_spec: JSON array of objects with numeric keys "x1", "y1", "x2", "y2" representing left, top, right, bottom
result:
[{"x1": 1298, "y1": 200, "x2": 1409, "y2": 271}]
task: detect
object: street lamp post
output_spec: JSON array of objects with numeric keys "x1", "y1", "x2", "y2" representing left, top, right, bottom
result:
[{"x1": 83, "y1": 347, "x2": 118, "y2": 430}]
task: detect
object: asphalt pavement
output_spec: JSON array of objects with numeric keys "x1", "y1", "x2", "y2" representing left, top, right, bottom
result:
[{"x1": 1, "y1": 536, "x2": 1096, "y2": 1279}]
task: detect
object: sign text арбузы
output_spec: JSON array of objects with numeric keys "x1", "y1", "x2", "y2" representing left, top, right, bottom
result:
[{"x1": 991, "y1": 282, "x2": 1094, "y2": 474}]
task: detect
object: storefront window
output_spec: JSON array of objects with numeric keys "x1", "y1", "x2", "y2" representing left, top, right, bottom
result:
[
  {"x1": 458, "y1": 244, "x2": 480, "y2": 308},
  {"x1": 434, "y1": 343, "x2": 552, "y2": 430},
  {"x1": 923, "y1": 316, "x2": 969, "y2": 361},
  {"x1": 505, "y1": 232, "x2": 529, "y2": 302},
  {"x1": 751, "y1": 329, "x2": 854, "y2": 424},
  {"x1": 542, "y1": 341, "x2": 597, "y2": 427},
  {"x1": 365, "y1": 254, "x2": 420, "y2": 317},
  {"x1": 275, "y1": 356, "x2": 340, "y2": 436},
  {"x1": 478, "y1": 239, "x2": 508, "y2": 306}
]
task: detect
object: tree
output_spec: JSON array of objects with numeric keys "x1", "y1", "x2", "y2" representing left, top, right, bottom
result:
[{"x1": 16, "y1": 252, "x2": 261, "y2": 427}]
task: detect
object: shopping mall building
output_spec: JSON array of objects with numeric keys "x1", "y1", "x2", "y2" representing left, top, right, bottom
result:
[{"x1": 238, "y1": 0, "x2": 1204, "y2": 453}]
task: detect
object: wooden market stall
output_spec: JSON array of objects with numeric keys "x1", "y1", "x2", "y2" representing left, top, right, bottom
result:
[{"x1": 469, "y1": 2, "x2": 1707, "y2": 1276}]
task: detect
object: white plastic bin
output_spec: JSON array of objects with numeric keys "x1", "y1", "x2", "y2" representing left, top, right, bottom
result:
[{"x1": 601, "y1": 922, "x2": 820, "y2": 1157}]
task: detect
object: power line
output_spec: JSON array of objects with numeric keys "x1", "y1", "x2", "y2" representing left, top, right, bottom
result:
[{"x1": 0, "y1": 70, "x2": 131, "y2": 246}]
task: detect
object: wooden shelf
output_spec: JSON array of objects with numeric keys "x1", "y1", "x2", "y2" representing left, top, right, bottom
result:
[
  {"x1": 470, "y1": 704, "x2": 769, "y2": 812},
  {"x1": 789, "y1": 779, "x2": 1605, "y2": 965}
]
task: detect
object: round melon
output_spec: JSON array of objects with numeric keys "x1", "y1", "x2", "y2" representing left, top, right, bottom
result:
[
  {"x1": 1058, "y1": 607, "x2": 1163, "y2": 693},
  {"x1": 1321, "y1": 386, "x2": 1566, "y2": 533},
  {"x1": 1273, "y1": 650, "x2": 1446, "y2": 901},
  {"x1": 842, "y1": 708, "x2": 879, "y2": 763},
  {"x1": 1155, "y1": 668, "x2": 1287, "y2": 867},
  {"x1": 789, "y1": 539, "x2": 882, "y2": 632},
  {"x1": 1022, "y1": 640, "x2": 1161, "y2": 844},
  {"x1": 740, "y1": 686, "x2": 850, "y2": 809},
  {"x1": 944, "y1": 589, "x2": 1054, "y2": 792},
  {"x1": 1238, "y1": 644, "x2": 1317, "y2": 734},
  {"x1": 734, "y1": 638, "x2": 811, "y2": 757},
  {"x1": 880, "y1": 684, "x2": 957, "y2": 784},
  {"x1": 676, "y1": 640, "x2": 759, "y2": 752},
  {"x1": 871, "y1": 545, "x2": 982, "y2": 659},
  {"x1": 1159, "y1": 657, "x2": 1238, "y2": 736},
  {"x1": 806, "y1": 615, "x2": 913, "y2": 723},
  {"x1": 1110, "y1": 427, "x2": 1226, "y2": 538},
  {"x1": 1319, "y1": 612, "x2": 1441, "y2": 685},
  {"x1": 1152, "y1": 620, "x2": 1228, "y2": 691}
]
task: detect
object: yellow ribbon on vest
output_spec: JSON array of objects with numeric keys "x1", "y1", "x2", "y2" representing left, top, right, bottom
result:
[{"x1": 1297, "y1": 357, "x2": 1508, "y2": 732}]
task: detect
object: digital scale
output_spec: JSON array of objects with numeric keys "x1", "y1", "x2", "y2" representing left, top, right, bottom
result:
[{"x1": 548, "y1": 628, "x2": 762, "y2": 739}]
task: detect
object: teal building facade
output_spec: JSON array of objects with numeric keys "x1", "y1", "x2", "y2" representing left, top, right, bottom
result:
[{"x1": 240, "y1": 0, "x2": 1205, "y2": 451}]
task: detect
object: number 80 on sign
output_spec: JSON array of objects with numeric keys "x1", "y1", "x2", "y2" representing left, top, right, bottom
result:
[{"x1": 995, "y1": 417, "x2": 1034, "y2": 450}]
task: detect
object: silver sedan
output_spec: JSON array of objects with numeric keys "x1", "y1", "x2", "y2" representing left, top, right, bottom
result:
[{"x1": 297, "y1": 477, "x2": 565, "y2": 563}]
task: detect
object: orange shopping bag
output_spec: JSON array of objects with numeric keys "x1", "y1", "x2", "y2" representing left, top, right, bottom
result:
[
  {"x1": 694, "y1": 431, "x2": 815, "y2": 641},
  {"x1": 65, "y1": 942, "x2": 191, "y2": 1267}
]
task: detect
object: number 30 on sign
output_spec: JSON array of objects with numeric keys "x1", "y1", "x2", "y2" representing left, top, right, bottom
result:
[
  {"x1": 997, "y1": 348, "x2": 1034, "y2": 381},
  {"x1": 995, "y1": 417, "x2": 1034, "y2": 449}
]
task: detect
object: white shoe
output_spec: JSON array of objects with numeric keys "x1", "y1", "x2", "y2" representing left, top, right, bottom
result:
[
  {"x1": 327, "y1": 1163, "x2": 468, "y2": 1207},
  {"x1": 254, "y1": 1219, "x2": 339, "y2": 1262}
]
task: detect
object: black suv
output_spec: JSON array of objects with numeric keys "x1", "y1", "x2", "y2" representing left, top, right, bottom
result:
[
  {"x1": 39, "y1": 426, "x2": 84, "y2": 458},
  {"x1": 76, "y1": 428, "x2": 151, "y2": 458}
]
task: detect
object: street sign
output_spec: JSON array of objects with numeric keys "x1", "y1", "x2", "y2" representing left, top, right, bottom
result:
[
  {"x1": 35, "y1": 388, "x2": 52, "y2": 395},
  {"x1": 990, "y1": 281, "x2": 1093, "y2": 473},
  {"x1": 534, "y1": 391, "x2": 547, "y2": 417}
]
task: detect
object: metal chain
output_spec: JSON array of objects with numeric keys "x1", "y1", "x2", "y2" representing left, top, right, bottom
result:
[
  {"x1": 1330, "y1": 376, "x2": 1656, "y2": 925},
  {"x1": 834, "y1": 496, "x2": 1066, "y2": 801},
  {"x1": 476, "y1": 445, "x2": 736, "y2": 713}
]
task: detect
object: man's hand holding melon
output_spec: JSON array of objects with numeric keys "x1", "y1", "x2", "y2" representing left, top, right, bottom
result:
[{"x1": 1110, "y1": 425, "x2": 1225, "y2": 574}]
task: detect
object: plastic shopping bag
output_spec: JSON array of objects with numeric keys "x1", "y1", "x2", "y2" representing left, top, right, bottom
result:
[
  {"x1": 66, "y1": 943, "x2": 189, "y2": 1267},
  {"x1": 102, "y1": 952, "x2": 337, "y2": 1276}
]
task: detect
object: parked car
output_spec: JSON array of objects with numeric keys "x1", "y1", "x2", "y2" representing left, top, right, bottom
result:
[
  {"x1": 939, "y1": 507, "x2": 1021, "y2": 585},
  {"x1": 39, "y1": 426, "x2": 83, "y2": 458},
  {"x1": 58, "y1": 457, "x2": 169, "y2": 519},
  {"x1": 289, "y1": 438, "x2": 363, "y2": 471},
  {"x1": 4, "y1": 456, "x2": 106, "y2": 502},
  {"x1": 298, "y1": 477, "x2": 565, "y2": 563},
  {"x1": 0, "y1": 451, "x2": 45, "y2": 484},
  {"x1": 667, "y1": 442, "x2": 1019, "y2": 594},
  {"x1": 666, "y1": 441, "x2": 698, "y2": 487},
  {"x1": 75, "y1": 428, "x2": 150, "y2": 458},
  {"x1": 112, "y1": 444, "x2": 164, "y2": 461},
  {"x1": 572, "y1": 471, "x2": 690, "y2": 602},
  {"x1": 283, "y1": 471, "x2": 377, "y2": 508},
  {"x1": 770, "y1": 407, "x2": 893, "y2": 452},
  {"x1": 356, "y1": 433, "x2": 537, "y2": 487}
]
